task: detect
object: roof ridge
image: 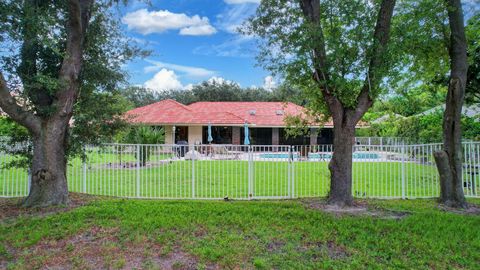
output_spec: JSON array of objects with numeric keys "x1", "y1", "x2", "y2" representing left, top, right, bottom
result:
[
  {"x1": 223, "y1": 111, "x2": 247, "y2": 123},
  {"x1": 164, "y1": 99, "x2": 192, "y2": 111}
]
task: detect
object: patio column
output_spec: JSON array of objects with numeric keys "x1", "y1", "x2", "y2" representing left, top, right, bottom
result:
[
  {"x1": 232, "y1": 126, "x2": 241, "y2": 145},
  {"x1": 310, "y1": 128, "x2": 318, "y2": 145},
  {"x1": 164, "y1": 125, "x2": 174, "y2": 144},
  {"x1": 272, "y1": 128, "x2": 279, "y2": 145}
]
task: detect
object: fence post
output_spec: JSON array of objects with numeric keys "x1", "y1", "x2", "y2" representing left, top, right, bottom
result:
[
  {"x1": 401, "y1": 143, "x2": 406, "y2": 199},
  {"x1": 248, "y1": 145, "x2": 253, "y2": 200},
  {"x1": 287, "y1": 146, "x2": 291, "y2": 198},
  {"x1": 191, "y1": 144, "x2": 195, "y2": 199},
  {"x1": 136, "y1": 145, "x2": 140, "y2": 198},
  {"x1": 290, "y1": 146, "x2": 295, "y2": 198},
  {"x1": 82, "y1": 160, "x2": 87, "y2": 193}
]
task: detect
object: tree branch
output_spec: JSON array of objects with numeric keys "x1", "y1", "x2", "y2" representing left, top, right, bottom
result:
[
  {"x1": 300, "y1": 0, "x2": 345, "y2": 122},
  {"x1": 350, "y1": 0, "x2": 396, "y2": 125},
  {"x1": 300, "y1": 0, "x2": 331, "y2": 92},
  {"x1": 54, "y1": 0, "x2": 93, "y2": 121},
  {"x1": 0, "y1": 72, "x2": 41, "y2": 135}
]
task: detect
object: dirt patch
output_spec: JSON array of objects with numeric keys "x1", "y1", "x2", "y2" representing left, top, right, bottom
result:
[
  {"x1": 4, "y1": 226, "x2": 216, "y2": 270},
  {"x1": 303, "y1": 199, "x2": 409, "y2": 219},
  {"x1": 437, "y1": 204, "x2": 480, "y2": 215},
  {"x1": 266, "y1": 239, "x2": 285, "y2": 252},
  {"x1": 0, "y1": 193, "x2": 101, "y2": 222}
]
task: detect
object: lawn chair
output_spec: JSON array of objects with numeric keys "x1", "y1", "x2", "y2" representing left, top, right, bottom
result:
[{"x1": 211, "y1": 145, "x2": 242, "y2": 160}]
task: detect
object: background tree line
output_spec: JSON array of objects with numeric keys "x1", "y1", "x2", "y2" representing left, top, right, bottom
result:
[{"x1": 120, "y1": 80, "x2": 305, "y2": 108}]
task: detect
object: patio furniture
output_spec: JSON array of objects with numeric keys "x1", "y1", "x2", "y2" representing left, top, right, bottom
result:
[{"x1": 211, "y1": 146, "x2": 243, "y2": 160}]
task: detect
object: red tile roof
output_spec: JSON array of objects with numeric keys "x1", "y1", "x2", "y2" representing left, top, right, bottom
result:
[{"x1": 125, "y1": 99, "x2": 334, "y2": 127}]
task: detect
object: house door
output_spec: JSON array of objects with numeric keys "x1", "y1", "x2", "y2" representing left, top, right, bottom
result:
[{"x1": 175, "y1": 126, "x2": 189, "y2": 143}]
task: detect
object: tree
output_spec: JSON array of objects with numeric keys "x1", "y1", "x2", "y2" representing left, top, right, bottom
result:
[
  {"x1": 120, "y1": 80, "x2": 306, "y2": 106},
  {"x1": 433, "y1": 0, "x2": 469, "y2": 208},
  {"x1": 0, "y1": 1, "x2": 142, "y2": 207},
  {"x1": 191, "y1": 79, "x2": 243, "y2": 101},
  {"x1": 246, "y1": 0, "x2": 396, "y2": 206},
  {"x1": 121, "y1": 86, "x2": 161, "y2": 108}
]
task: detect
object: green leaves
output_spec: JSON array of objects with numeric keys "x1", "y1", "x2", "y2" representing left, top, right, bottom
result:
[
  {"x1": 122, "y1": 126, "x2": 165, "y2": 145},
  {"x1": 0, "y1": 1, "x2": 147, "y2": 163},
  {"x1": 244, "y1": 0, "x2": 396, "y2": 118}
]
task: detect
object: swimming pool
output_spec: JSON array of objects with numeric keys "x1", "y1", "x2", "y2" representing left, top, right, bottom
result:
[
  {"x1": 308, "y1": 152, "x2": 380, "y2": 159},
  {"x1": 259, "y1": 152, "x2": 380, "y2": 160},
  {"x1": 259, "y1": 153, "x2": 299, "y2": 159}
]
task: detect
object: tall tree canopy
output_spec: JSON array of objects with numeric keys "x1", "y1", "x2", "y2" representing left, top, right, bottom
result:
[
  {"x1": 245, "y1": 0, "x2": 396, "y2": 206},
  {"x1": 121, "y1": 80, "x2": 304, "y2": 107},
  {"x1": 0, "y1": 0, "x2": 143, "y2": 207}
]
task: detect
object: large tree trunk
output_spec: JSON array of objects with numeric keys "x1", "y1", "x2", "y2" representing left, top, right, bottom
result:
[
  {"x1": 434, "y1": 0, "x2": 468, "y2": 208},
  {"x1": 328, "y1": 123, "x2": 355, "y2": 206},
  {"x1": 299, "y1": 0, "x2": 395, "y2": 207},
  {"x1": 23, "y1": 119, "x2": 70, "y2": 207}
]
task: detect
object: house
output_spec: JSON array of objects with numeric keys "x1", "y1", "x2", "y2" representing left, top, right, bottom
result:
[
  {"x1": 125, "y1": 99, "x2": 339, "y2": 145},
  {"x1": 416, "y1": 104, "x2": 480, "y2": 120}
]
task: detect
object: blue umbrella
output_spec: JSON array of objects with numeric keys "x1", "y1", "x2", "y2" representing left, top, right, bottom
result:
[
  {"x1": 207, "y1": 123, "x2": 213, "y2": 143},
  {"x1": 244, "y1": 123, "x2": 250, "y2": 145}
]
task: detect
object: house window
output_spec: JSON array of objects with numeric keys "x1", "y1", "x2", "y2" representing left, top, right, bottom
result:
[
  {"x1": 241, "y1": 128, "x2": 272, "y2": 145},
  {"x1": 202, "y1": 126, "x2": 232, "y2": 144}
]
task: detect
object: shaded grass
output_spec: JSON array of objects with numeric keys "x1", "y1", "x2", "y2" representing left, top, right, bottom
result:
[{"x1": 1, "y1": 196, "x2": 479, "y2": 269}]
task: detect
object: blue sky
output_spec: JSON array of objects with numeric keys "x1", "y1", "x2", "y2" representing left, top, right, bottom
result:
[{"x1": 119, "y1": 0, "x2": 275, "y2": 91}]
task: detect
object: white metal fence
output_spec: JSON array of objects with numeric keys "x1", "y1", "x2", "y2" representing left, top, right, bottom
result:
[
  {"x1": 355, "y1": 137, "x2": 406, "y2": 146},
  {"x1": 1, "y1": 142, "x2": 479, "y2": 199}
]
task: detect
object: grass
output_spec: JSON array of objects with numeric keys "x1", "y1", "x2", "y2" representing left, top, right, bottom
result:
[
  {"x1": 1, "y1": 150, "x2": 479, "y2": 199},
  {"x1": 1, "y1": 196, "x2": 479, "y2": 269}
]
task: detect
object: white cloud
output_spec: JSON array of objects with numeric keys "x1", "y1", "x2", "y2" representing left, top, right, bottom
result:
[
  {"x1": 263, "y1": 76, "x2": 277, "y2": 91},
  {"x1": 144, "y1": 69, "x2": 183, "y2": 92},
  {"x1": 122, "y1": 9, "x2": 217, "y2": 36},
  {"x1": 224, "y1": 0, "x2": 260, "y2": 4},
  {"x1": 179, "y1": 25, "x2": 217, "y2": 36},
  {"x1": 217, "y1": 2, "x2": 258, "y2": 34},
  {"x1": 193, "y1": 2, "x2": 258, "y2": 58},
  {"x1": 193, "y1": 35, "x2": 255, "y2": 58},
  {"x1": 144, "y1": 60, "x2": 216, "y2": 78}
]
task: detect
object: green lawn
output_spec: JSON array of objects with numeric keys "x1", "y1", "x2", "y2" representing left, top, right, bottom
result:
[
  {"x1": 2, "y1": 152, "x2": 479, "y2": 199},
  {"x1": 1, "y1": 196, "x2": 479, "y2": 269}
]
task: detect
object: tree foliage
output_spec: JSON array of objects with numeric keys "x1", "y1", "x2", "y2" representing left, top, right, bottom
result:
[
  {"x1": 0, "y1": 0, "x2": 145, "y2": 160},
  {"x1": 121, "y1": 80, "x2": 304, "y2": 107}
]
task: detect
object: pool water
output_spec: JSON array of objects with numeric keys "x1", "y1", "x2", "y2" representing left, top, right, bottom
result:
[
  {"x1": 308, "y1": 152, "x2": 380, "y2": 159},
  {"x1": 260, "y1": 153, "x2": 299, "y2": 159},
  {"x1": 259, "y1": 152, "x2": 380, "y2": 159},
  {"x1": 353, "y1": 152, "x2": 380, "y2": 159}
]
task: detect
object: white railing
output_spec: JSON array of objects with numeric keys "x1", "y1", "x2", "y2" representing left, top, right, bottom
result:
[
  {"x1": 355, "y1": 137, "x2": 407, "y2": 146},
  {"x1": 1, "y1": 142, "x2": 479, "y2": 199}
]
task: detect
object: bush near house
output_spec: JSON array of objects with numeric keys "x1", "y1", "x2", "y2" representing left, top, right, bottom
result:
[{"x1": 118, "y1": 125, "x2": 165, "y2": 165}]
